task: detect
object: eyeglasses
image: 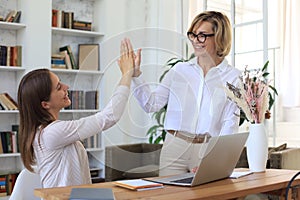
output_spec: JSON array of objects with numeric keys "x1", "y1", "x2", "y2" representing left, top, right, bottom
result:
[{"x1": 187, "y1": 32, "x2": 215, "y2": 43}]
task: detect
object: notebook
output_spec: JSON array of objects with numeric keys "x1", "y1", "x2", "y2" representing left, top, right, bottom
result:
[
  {"x1": 113, "y1": 179, "x2": 164, "y2": 191},
  {"x1": 69, "y1": 188, "x2": 115, "y2": 200},
  {"x1": 147, "y1": 132, "x2": 249, "y2": 187}
]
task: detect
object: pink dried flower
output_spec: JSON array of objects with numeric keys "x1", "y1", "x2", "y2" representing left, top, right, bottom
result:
[{"x1": 224, "y1": 63, "x2": 272, "y2": 124}]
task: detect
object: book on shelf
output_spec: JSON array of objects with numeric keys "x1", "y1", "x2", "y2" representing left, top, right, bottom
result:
[
  {"x1": 63, "y1": 11, "x2": 74, "y2": 29},
  {"x1": 5, "y1": 173, "x2": 18, "y2": 195},
  {"x1": 0, "y1": 136, "x2": 3, "y2": 154},
  {"x1": 51, "y1": 52, "x2": 72, "y2": 70},
  {"x1": 0, "y1": 46, "x2": 7, "y2": 66},
  {"x1": 0, "y1": 45, "x2": 22, "y2": 67},
  {"x1": 82, "y1": 134, "x2": 99, "y2": 149},
  {"x1": 51, "y1": 58, "x2": 65, "y2": 65},
  {"x1": 0, "y1": 172, "x2": 19, "y2": 196},
  {"x1": 78, "y1": 44, "x2": 99, "y2": 71},
  {"x1": 65, "y1": 90, "x2": 98, "y2": 110},
  {"x1": 57, "y1": 10, "x2": 64, "y2": 28},
  {"x1": 11, "y1": 46, "x2": 22, "y2": 67},
  {"x1": 73, "y1": 20, "x2": 92, "y2": 31},
  {"x1": 85, "y1": 90, "x2": 98, "y2": 110},
  {"x1": 113, "y1": 179, "x2": 164, "y2": 191},
  {"x1": 4, "y1": 93, "x2": 18, "y2": 109},
  {"x1": 4, "y1": 10, "x2": 21, "y2": 23},
  {"x1": 12, "y1": 11, "x2": 21, "y2": 23},
  {"x1": 51, "y1": 53, "x2": 65, "y2": 60},
  {"x1": 0, "y1": 97, "x2": 8, "y2": 110},
  {"x1": 0, "y1": 131, "x2": 18, "y2": 153},
  {"x1": 12, "y1": 125, "x2": 19, "y2": 153},
  {"x1": 69, "y1": 188, "x2": 115, "y2": 200},
  {"x1": 0, "y1": 93, "x2": 18, "y2": 110},
  {"x1": 52, "y1": 9, "x2": 65, "y2": 28},
  {"x1": 4, "y1": 10, "x2": 17, "y2": 22},
  {"x1": 51, "y1": 64, "x2": 66, "y2": 69},
  {"x1": 65, "y1": 90, "x2": 84, "y2": 110},
  {"x1": 59, "y1": 50, "x2": 72, "y2": 69},
  {"x1": 59, "y1": 45, "x2": 77, "y2": 69},
  {"x1": 0, "y1": 176, "x2": 6, "y2": 196},
  {"x1": 52, "y1": 9, "x2": 58, "y2": 27}
]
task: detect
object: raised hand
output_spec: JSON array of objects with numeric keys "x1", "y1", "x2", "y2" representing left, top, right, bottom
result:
[
  {"x1": 133, "y1": 47, "x2": 142, "y2": 77},
  {"x1": 117, "y1": 38, "x2": 135, "y2": 87},
  {"x1": 122, "y1": 38, "x2": 142, "y2": 77},
  {"x1": 118, "y1": 38, "x2": 134, "y2": 77}
]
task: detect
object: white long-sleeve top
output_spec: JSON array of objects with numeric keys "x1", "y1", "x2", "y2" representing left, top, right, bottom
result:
[
  {"x1": 132, "y1": 58, "x2": 241, "y2": 137},
  {"x1": 33, "y1": 85, "x2": 129, "y2": 188}
]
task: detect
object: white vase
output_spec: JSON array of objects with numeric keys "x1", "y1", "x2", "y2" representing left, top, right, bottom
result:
[{"x1": 246, "y1": 123, "x2": 268, "y2": 172}]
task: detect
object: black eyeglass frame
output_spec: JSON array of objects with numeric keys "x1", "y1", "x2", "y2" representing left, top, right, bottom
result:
[{"x1": 187, "y1": 32, "x2": 215, "y2": 43}]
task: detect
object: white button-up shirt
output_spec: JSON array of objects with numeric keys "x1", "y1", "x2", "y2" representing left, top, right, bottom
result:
[{"x1": 132, "y1": 58, "x2": 241, "y2": 137}]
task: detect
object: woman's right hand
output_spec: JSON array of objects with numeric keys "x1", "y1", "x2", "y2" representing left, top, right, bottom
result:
[
  {"x1": 133, "y1": 47, "x2": 142, "y2": 77},
  {"x1": 119, "y1": 38, "x2": 142, "y2": 77}
]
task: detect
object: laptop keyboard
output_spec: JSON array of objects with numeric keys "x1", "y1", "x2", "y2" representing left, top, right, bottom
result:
[{"x1": 171, "y1": 177, "x2": 193, "y2": 184}]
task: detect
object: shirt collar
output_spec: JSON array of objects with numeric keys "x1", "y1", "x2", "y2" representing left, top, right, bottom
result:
[{"x1": 188, "y1": 57, "x2": 228, "y2": 72}]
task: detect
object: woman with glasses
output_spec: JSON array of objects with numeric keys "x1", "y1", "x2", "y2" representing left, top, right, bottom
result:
[{"x1": 131, "y1": 11, "x2": 241, "y2": 176}]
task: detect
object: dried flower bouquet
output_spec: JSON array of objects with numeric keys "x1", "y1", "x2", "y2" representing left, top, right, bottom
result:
[{"x1": 224, "y1": 61, "x2": 277, "y2": 124}]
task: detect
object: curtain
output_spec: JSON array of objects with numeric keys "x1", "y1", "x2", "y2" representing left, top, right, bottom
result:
[{"x1": 281, "y1": 0, "x2": 300, "y2": 107}]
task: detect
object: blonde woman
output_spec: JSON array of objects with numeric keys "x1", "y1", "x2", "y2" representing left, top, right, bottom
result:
[{"x1": 131, "y1": 11, "x2": 241, "y2": 176}]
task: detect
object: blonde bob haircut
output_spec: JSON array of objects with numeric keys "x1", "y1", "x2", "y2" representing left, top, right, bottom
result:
[{"x1": 188, "y1": 11, "x2": 232, "y2": 58}]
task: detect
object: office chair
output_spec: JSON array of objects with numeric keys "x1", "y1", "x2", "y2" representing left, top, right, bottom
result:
[{"x1": 9, "y1": 168, "x2": 42, "y2": 200}]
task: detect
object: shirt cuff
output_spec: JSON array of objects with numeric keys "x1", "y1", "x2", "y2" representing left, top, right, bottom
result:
[
  {"x1": 116, "y1": 85, "x2": 130, "y2": 97},
  {"x1": 132, "y1": 76, "x2": 144, "y2": 85}
]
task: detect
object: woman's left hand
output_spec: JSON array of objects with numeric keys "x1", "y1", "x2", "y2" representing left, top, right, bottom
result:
[
  {"x1": 191, "y1": 167, "x2": 198, "y2": 173},
  {"x1": 118, "y1": 38, "x2": 134, "y2": 77}
]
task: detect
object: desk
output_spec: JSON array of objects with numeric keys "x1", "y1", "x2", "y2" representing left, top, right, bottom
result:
[{"x1": 34, "y1": 169, "x2": 300, "y2": 200}]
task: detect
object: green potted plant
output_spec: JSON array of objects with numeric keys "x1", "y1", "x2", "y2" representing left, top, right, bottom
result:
[{"x1": 147, "y1": 59, "x2": 277, "y2": 144}]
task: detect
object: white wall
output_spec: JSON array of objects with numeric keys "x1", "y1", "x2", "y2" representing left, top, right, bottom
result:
[{"x1": 100, "y1": 0, "x2": 190, "y2": 146}]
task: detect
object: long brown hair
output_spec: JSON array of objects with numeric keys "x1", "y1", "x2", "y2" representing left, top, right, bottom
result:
[
  {"x1": 188, "y1": 11, "x2": 232, "y2": 58},
  {"x1": 17, "y1": 68, "x2": 55, "y2": 172}
]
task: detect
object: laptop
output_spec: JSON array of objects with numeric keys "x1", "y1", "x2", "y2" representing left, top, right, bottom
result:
[{"x1": 147, "y1": 132, "x2": 249, "y2": 187}]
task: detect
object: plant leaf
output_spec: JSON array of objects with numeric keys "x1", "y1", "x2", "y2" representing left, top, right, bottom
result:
[
  {"x1": 269, "y1": 85, "x2": 278, "y2": 95},
  {"x1": 262, "y1": 60, "x2": 269, "y2": 72}
]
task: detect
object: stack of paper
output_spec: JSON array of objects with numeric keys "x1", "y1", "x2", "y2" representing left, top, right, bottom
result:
[{"x1": 230, "y1": 171, "x2": 253, "y2": 179}]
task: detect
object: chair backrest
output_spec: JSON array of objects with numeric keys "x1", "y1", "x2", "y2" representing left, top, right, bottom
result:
[
  {"x1": 9, "y1": 168, "x2": 42, "y2": 200},
  {"x1": 105, "y1": 143, "x2": 163, "y2": 181}
]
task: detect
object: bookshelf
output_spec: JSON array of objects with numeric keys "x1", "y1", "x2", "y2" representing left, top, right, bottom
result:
[
  {"x1": 0, "y1": 1, "x2": 26, "y2": 198},
  {"x1": 0, "y1": 0, "x2": 106, "y2": 197},
  {"x1": 52, "y1": 0, "x2": 105, "y2": 181}
]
